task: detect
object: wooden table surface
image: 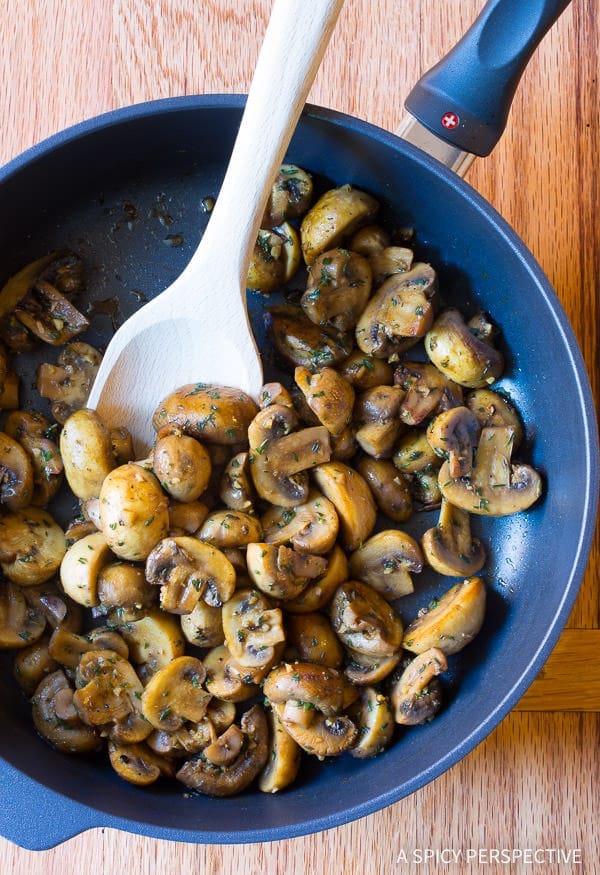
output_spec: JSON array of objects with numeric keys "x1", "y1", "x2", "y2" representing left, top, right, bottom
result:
[{"x1": 0, "y1": 1, "x2": 598, "y2": 872}]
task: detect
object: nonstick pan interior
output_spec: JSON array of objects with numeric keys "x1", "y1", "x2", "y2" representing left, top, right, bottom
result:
[{"x1": 0, "y1": 96, "x2": 596, "y2": 848}]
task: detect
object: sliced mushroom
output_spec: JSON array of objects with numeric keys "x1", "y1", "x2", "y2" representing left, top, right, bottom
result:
[
  {"x1": 348, "y1": 224, "x2": 390, "y2": 257},
  {"x1": 425, "y1": 308, "x2": 504, "y2": 388},
  {"x1": 294, "y1": 366, "x2": 355, "y2": 436},
  {"x1": 108, "y1": 741, "x2": 174, "y2": 786},
  {"x1": 0, "y1": 431, "x2": 34, "y2": 509},
  {"x1": 60, "y1": 532, "x2": 113, "y2": 608},
  {"x1": 22, "y1": 583, "x2": 82, "y2": 632},
  {"x1": 258, "y1": 381, "x2": 294, "y2": 409},
  {"x1": 264, "y1": 164, "x2": 313, "y2": 226},
  {"x1": 146, "y1": 719, "x2": 217, "y2": 759},
  {"x1": 203, "y1": 644, "x2": 265, "y2": 702},
  {"x1": 285, "y1": 544, "x2": 349, "y2": 613},
  {"x1": 426, "y1": 406, "x2": 480, "y2": 478},
  {"x1": 198, "y1": 509, "x2": 262, "y2": 549},
  {"x1": 439, "y1": 425, "x2": 542, "y2": 516},
  {"x1": 247, "y1": 543, "x2": 327, "y2": 600},
  {"x1": 390, "y1": 648, "x2": 447, "y2": 725},
  {"x1": 258, "y1": 705, "x2": 302, "y2": 793},
  {"x1": 421, "y1": 498, "x2": 486, "y2": 576},
  {"x1": 247, "y1": 223, "x2": 301, "y2": 293},
  {"x1": 248, "y1": 404, "x2": 330, "y2": 507},
  {"x1": 176, "y1": 704, "x2": 269, "y2": 796},
  {"x1": 222, "y1": 588, "x2": 285, "y2": 668},
  {"x1": 395, "y1": 361, "x2": 463, "y2": 426},
  {"x1": 266, "y1": 304, "x2": 353, "y2": 372},
  {"x1": 354, "y1": 385, "x2": 405, "y2": 458},
  {"x1": 13, "y1": 634, "x2": 58, "y2": 694},
  {"x1": 285, "y1": 612, "x2": 344, "y2": 668},
  {"x1": 73, "y1": 649, "x2": 146, "y2": 727},
  {"x1": 300, "y1": 184, "x2": 379, "y2": 265},
  {"x1": 203, "y1": 724, "x2": 245, "y2": 766},
  {"x1": 466, "y1": 388, "x2": 524, "y2": 450},
  {"x1": 152, "y1": 434, "x2": 212, "y2": 502},
  {"x1": 261, "y1": 490, "x2": 339, "y2": 555},
  {"x1": 272, "y1": 702, "x2": 356, "y2": 759},
  {"x1": 409, "y1": 469, "x2": 443, "y2": 510},
  {"x1": 264, "y1": 661, "x2": 348, "y2": 718},
  {"x1": 60, "y1": 408, "x2": 115, "y2": 500},
  {"x1": 330, "y1": 580, "x2": 403, "y2": 658},
  {"x1": 312, "y1": 461, "x2": 377, "y2": 551},
  {"x1": 393, "y1": 429, "x2": 442, "y2": 474},
  {"x1": 348, "y1": 687, "x2": 395, "y2": 758},
  {"x1": 17, "y1": 432, "x2": 64, "y2": 506},
  {"x1": 357, "y1": 457, "x2": 413, "y2": 523},
  {"x1": 181, "y1": 599, "x2": 224, "y2": 648},
  {"x1": 301, "y1": 248, "x2": 372, "y2": 332},
  {"x1": 116, "y1": 608, "x2": 185, "y2": 678},
  {"x1": 0, "y1": 506, "x2": 66, "y2": 586},
  {"x1": 0, "y1": 252, "x2": 63, "y2": 320},
  {"x1": 152, "y1": 384, "x2": 258, "y2": 445},
  {"x1": 31, "y1": 669, "x2": 101, "y2": 754},
  {"x1": 145, "y1": 537, "x2": 236, "y2": 613},
  {"x1": 48, "y1": 626, "x2": 128, "y2": 669},
  {"x1": 369, "y1": 245, "x2": 414, "y2": 286},
  {"x1": 403, "y1": 577, "x2": 486, "y2": 655},
  {"x1": 36, "y1": 342, "x2": 102, "y2": 424},
  {"x1": 0, "y1": 581, "x2": 46, "y2": 648},
  {"x1": 344, "y1": 650, "x2": 400, "y2": 686},
  {"x1": 219, "y1": 452, "x2": 255, "y2": 512},
  {"x1": 15, "y1": 279, "x2": 89, "y2": 345},
  {"x1": 349, "y1": 530, "x2": 423, "y2": 600},
  {"x1": 337, "y1": 350, "x2": 394, "y2": 390},
  {"x1": 355, "y1": 263, "x2": 438, "y2": 358},
  {"x1": 141, "y1": 656, "x2": 211, "y2": 731}
]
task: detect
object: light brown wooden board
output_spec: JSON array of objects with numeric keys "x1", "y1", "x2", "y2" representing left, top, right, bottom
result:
[{"x1": 0, "y1": 0, "x2": 598, "y2": 870}]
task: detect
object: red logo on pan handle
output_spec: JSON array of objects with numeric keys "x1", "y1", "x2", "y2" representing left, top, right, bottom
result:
[{"x1": 441, "y1": 112, "x2": 460, "y2": 130}]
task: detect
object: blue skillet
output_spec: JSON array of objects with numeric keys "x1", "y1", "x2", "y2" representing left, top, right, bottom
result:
[{"x1": 0, "y1": 0, "x2": 596, "y2": 849}]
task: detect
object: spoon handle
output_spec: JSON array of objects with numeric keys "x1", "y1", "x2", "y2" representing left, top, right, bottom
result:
[{"x1": 180, "y1": 0, "x2": 344, "y2": 289}]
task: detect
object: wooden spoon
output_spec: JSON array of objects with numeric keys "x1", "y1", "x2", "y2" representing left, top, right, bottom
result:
[{"x1": 87, "y1": 0, "x2": 344, "y2": 451}]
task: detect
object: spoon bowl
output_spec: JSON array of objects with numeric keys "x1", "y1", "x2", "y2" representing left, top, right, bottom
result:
[{"x1": 87, "y1": 0, "x2": 344, "y2": 449}]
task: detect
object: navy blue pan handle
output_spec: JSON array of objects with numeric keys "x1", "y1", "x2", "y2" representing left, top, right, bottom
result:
[{"x1": 404, "y1": 0, "x2": 572, "y2": 157}]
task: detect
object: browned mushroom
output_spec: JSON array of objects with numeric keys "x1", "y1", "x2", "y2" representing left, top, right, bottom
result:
[
  {"x1": 390, "y1": 648, "x2": 447, "y2": 725},
  {"x1": 176, "y1": 704, "x2": 269, "y2": 797},
  {"x1": 266, "y1": 304, "x2": 353, "y2": 373},
  {"x1": 248, "y1": 403, "x2": 330, "y2": 507},
  {"x1": 294, "y1": 366, "x2": 355, "y2": 436},
  {"x1": 349, "y1": 530, "x2": 423, "y2": 600},
  {"x1": 357, "y1": 457, "x2": 413, "y2": 523},
  {"x1": 246, "y1": 543, "x2": 328, "y2": 600},
  {"x1": 301, "y1": 248, "x2": 372, "y2": 332},
  {"x1": 355, "y1": 263, "x2": 438, "y2": 358},
  {"x1": 145, "y1": 537, "x2": 236, "y2": 613},
  {"x1": 37, "y1": 342, "x2": 102, "y2": 424},
  {"x1": 0, "y1": 431, "x2": 34, "y2": 509},
  {"x1": 261, "y1": 490, "x2": 339, "y2": 555},
  {"x1": 395, "y1": 361, "x2": 463, "y2": 426},
  {"x1": 425, "y1": 308, "x2": 504, "y2": 388},
  {"x1": 330, "y1": 580, "x2": 403, "y2": 658},
  {"x1": 32, "y1": 669, "x2": 101, "y2": 754}
]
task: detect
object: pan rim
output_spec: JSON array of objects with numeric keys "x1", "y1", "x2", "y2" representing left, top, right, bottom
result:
[{"x1": 0, "y1": 94, "x2": 597, "y2": 848}]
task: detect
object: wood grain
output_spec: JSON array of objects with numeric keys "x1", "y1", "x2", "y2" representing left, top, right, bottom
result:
[{"x1": 0, "y1": 0, "x2": 598, "y2": 871}]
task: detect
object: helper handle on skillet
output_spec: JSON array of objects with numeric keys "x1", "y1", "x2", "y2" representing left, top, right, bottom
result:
[{"x1": 403, "y1": 0, "x2": 572, "y2": 160}]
